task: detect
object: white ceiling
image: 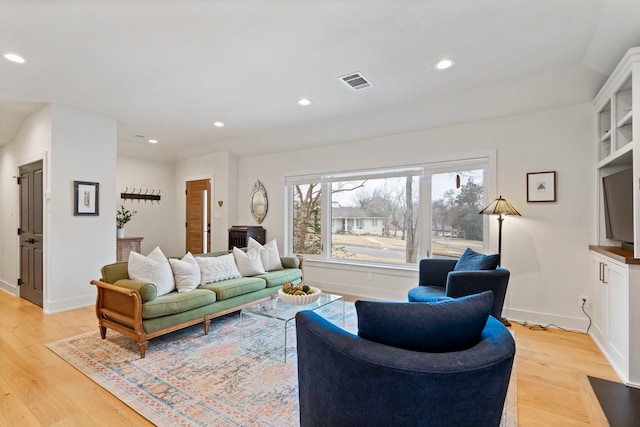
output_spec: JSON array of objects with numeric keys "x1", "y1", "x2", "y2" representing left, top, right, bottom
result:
[{"x1": 1, "y1": 0, "x2": 640, "y2": 162}]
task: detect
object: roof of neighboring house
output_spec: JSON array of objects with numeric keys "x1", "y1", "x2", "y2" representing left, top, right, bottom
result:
[{"x1": 332, "y1": 207, "x2": 384, "y2": 219}]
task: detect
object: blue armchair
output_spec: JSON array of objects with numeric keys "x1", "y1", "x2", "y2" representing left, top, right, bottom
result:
[
  {"x1": 408, "y1": 258, "x2": 510, "y2": 321},
  {"x1": 295, "y1": 295, "x2": 515, "y2": 427}
]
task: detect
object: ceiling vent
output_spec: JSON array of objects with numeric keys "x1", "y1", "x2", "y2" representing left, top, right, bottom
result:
[{"x1": 339, "y1": 72, "x2": 372, "y2": 91}]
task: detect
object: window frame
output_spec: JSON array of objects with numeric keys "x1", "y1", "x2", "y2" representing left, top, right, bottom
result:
[{"x1": 285, "y1": 153, "x2": 496, "y2": 267}]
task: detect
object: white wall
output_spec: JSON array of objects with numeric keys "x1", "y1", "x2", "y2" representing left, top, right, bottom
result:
[
  {"x1": 0, "y1": 100, "x2": 595, "y2": 327},
  {"x1": 0, "y1": 105, "x2": 52, "y2": 295},
  {"x1": 0, "y1": 104, "x2": 117, "y2": 313},
  {"x1": 116, "y1": 156, "x2": 179, "y2": 256},
  {"x1": 47, "y1": 105, "x2": 117, "y2": 312},
  {"x1": 238, "y1": 102, "x2": 595, "y2": 330},
  {"x1": 175, "y1": 151, "x2": 238, "y2": 253}
]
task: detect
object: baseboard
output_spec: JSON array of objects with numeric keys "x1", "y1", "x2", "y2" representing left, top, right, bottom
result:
[
  {"x1": 503, "y1": 307, "x2": 591, "y2": 332},
  {"x1": 0, "y1": 283, "x2": 94, "y2": 313},
  {"x1": 0, "y1": 279, "x2": 18, "y2": 296},
  {"x1": 310, "y1": 280, "x2": 592, "y2": 332},
  {"x1": 311, "y1": 280, "x2": 405, "y2": 302},
  {"x1": 590, "y1": 333, "x2": 640, "y2": 388},
  {"x1": 44, "y1": 294, "x2": 95, "y2": 314}
]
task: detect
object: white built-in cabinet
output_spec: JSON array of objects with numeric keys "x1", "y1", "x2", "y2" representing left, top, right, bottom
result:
[
  {"x1": 589, "y1": 247, "x2": 640, "y2": 387},
  {"x1": 594, "y1": 46, "x2": 640, "y2": 255},
  {"x1": 590, "y1": 46, "x2": 640, "y2": 388},
  {"x1": 590, "y1": 251, "x2": 628, "y2": 375}
]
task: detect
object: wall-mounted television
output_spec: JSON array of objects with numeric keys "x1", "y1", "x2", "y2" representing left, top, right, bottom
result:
[{"x1": 602, "y1": 167, "x2": 634, "y2": 250}]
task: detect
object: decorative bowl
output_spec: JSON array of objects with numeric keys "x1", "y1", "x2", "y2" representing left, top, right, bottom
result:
[{"x1": 278, "y1": 287, "x2": 322, "y2": 305}]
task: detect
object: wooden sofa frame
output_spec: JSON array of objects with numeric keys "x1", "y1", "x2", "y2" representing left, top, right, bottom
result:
[{"x1": 90, "y1": 279, "x2": 271, "y2": 358}]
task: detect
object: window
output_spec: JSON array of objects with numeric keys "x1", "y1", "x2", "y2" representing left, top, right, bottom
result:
[
  {"x1": 429, "y1": 169, "x2": 485, "y2": 259},
  {"x1": 330, "y1": 174, "x2": 420, "y2": 263},
  {"x1": 291, "y1": 183, "x2": 322, "y2": 256},
  {"x1": 286, "y1": 158, "x2": 490, "y2": 266}
]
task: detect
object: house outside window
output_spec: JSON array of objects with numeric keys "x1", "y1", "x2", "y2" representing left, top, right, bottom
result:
[{"x1": 286, "y1": 158, "x2": 489, "y2": 266}]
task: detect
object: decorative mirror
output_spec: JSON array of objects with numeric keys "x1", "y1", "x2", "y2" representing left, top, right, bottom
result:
[{"x1": 250, "y1": 180, "x2": 268, "y2": 224}]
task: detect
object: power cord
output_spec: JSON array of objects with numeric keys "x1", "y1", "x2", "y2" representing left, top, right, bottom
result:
[
  {"x1": 581, "y1": 297, "x2": 592, "y2": 334},
  {"x1": 511, "y1": 298, "x2": 592, "y2": 334}
]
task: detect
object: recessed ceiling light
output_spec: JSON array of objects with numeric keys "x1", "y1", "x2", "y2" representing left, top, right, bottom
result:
[
  {"x1": 4, "y1": 52, "x2": 26, "y2": 63},
  {"x1": 214, "y1": 121, "x2": 225, "y2": 127},
  {"x1": 298, "y1": 98, "x2": 312, "y2": 106},
  {"x1": 148, "y1": 139, "x2": 158, "y2": 144},
  {"x1": 434, "y1": 58, "x2": 455, "y2": 70}
]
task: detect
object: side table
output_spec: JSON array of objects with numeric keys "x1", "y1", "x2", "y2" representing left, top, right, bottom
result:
[{"x1": 117, "y1": 237, "x2": 143, "y2": 261}]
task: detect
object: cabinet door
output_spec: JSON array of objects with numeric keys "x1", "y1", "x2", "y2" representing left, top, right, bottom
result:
[
  {"x1": 606, "y1": 260, "x2": 629, "y2": 368},
  {"x1": 590, "y1": 253, "x2": 606, "y2": 342}
]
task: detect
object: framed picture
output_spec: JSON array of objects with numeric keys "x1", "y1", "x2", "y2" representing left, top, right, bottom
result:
[
  {"x1": 527, "y1": 171, "x2": 556, "y2": 202},
  {"x1": 74, "y1": 181, "x2": 99, "y2": 215}
]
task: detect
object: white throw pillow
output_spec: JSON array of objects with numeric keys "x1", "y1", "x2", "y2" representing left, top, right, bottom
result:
[
  {"x1": 128, "y1": 246, "x2": 175, "y2": 296},
  {"x1": 233, "y1": 246, "x2": 266, "y2": 276},
  {"x1": 196, "y1": 253, "x2": 241, "y2": 284},
  {"x1": 169, "y1": 252, "x2": 201, "y2": 292},
  {"x1": 247, "y1": 237, "x2": 284, "y2": 271}
]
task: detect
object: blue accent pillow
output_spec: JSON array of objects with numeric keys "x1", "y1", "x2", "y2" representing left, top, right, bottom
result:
[
  {"x1": 355, "y1": 291, "x2": 492, "y2": 352},
  {"x1": 453, "y1": 247, "x2": 500, "y2": 271}
]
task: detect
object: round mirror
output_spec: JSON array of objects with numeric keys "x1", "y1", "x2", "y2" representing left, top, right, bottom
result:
[{"x1": 250, "y1": 180, "x2": 268, "y2": 224}]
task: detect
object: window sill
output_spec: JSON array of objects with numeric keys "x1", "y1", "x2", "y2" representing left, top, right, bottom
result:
[{"x1": 302, "y1": 258, "x2": 418, "y2": 275}]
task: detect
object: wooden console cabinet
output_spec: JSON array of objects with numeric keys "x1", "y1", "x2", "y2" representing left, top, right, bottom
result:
[
  {"x1": 228, "y1": 226, "x2": 265, "y2": 249},
  {"x1": 117, "y1": 237, "x2": 143, "y2": 261}
]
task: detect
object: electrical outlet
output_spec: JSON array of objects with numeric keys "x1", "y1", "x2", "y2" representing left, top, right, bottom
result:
[
  {"x1": 367, "y1": 272, "x2": 373, "y2": 281},
  {"x1": 579, "y1": 295, "x2": 590, "y2": 308}
]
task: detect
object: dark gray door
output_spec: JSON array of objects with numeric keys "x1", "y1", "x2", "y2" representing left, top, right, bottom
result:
[{"x1": 19, "y1": 160, "x2": 44, "y2": 307}]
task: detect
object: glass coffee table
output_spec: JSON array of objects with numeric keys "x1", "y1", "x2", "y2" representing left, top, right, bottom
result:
[{"x1": 240, "y1": 292, "x2": 344, "y2": 362}]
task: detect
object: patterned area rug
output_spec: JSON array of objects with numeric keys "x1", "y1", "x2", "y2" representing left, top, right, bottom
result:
[{"x1": 47, "y1": 302, "x2": 517, "y2": 426}]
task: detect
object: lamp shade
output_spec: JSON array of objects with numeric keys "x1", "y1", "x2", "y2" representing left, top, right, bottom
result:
[{"x1": 478, "y1": 196, "x2": 521, "y2": 217}]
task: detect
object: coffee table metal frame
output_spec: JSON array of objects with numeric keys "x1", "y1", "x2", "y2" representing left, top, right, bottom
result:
[{"x1": 240, "y1": 292, "x2": 344, "y2": 362}]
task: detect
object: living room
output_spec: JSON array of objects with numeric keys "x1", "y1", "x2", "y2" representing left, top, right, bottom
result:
[{"x1": 1, "y1": 1, "x2": 640, "y2": 425}]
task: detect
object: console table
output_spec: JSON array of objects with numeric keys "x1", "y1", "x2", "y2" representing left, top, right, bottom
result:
[
  {"x1": 117, "y1": 237, "x2": 143, "y2": 261},
  {"x1": 228, "y1": 226, "x2": 265, "y2": 249}
]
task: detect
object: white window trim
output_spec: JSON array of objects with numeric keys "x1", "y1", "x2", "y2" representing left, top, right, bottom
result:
[{"x1": 285, "y1": 150, "x2": 497, "y2": 265}]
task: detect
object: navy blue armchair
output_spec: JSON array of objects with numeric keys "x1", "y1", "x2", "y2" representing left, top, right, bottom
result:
[
  {"x1": 408, "y1": 258, "x2": 510, "y2": 321},
  {"x1": 296, "y1": 308, "x2": 515, "y2": 427}
]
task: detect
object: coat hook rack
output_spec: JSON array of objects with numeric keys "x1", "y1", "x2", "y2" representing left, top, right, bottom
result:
[{"x1": 121, "y1": 187, "x2": 161, "y2": 203}]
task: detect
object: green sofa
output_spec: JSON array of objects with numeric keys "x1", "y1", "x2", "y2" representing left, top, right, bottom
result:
[{"x1": 90, "y1": 252, "x2": 302, "y2": 358}]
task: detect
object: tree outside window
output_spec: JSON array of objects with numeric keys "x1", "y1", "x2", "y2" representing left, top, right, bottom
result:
[{"x1": 288, "y1": 162, "x2": 487, "y2": 265}]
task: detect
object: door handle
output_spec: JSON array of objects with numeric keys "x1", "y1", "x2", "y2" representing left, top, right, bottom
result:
[
  {"x1": 599, "y1": 262, "x2": 604, "y2": 282},
  {"x1": 23, "y1": 238, "x2": 36, "y2": 244}
]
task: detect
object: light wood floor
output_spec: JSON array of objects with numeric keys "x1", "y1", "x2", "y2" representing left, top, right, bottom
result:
[{"x1": 0, "y1": 291, "x2": 618, "y2": 426}]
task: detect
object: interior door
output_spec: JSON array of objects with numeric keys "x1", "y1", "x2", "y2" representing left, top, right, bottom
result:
[
  {"x1": 185, "y1": 179, "x2": 211, "y2": 254},
  {"x1": 19, "y1": 160, "x2": 44, "y2": 307}
]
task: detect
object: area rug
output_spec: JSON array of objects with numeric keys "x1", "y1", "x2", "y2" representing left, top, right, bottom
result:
[{"x1": 47, "y1": 302, "x2": 517, "y2": 426}]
